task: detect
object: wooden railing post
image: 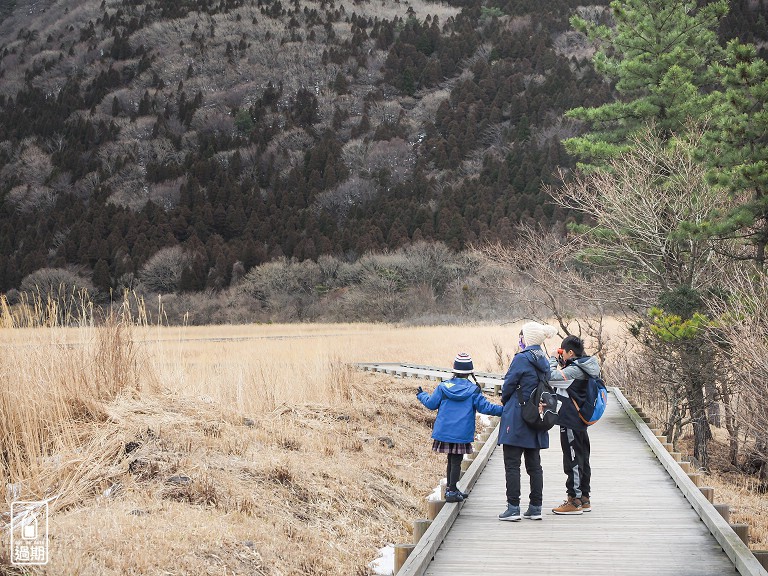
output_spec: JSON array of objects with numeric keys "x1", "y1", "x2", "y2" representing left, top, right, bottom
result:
[
  {"x1": 394, "y1": 544, "x2": 416, "y2": 573},
  {"x1": 428, "y1": 499, "x2": 445, "y2": 520},
  {"x1": 699, "y1": 486, "x2": 714, "y2": 503},
  {"x1": 730, "y1": 523, "x2": 750, "y2": 546},
  {"x1": 412, "y1": 519, "x2": 431, "y2": 544},
  {"x1": 752, "y1": 550, "x2": 768, "y2": 570},
  {"x1": 687, "y1": 472, "x2": 703, "y2": 486},
  {"x1": 714, "y1": 504, "x2": 730, "y2": 523}
]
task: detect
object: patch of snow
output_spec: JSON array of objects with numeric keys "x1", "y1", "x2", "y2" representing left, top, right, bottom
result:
[{"x1": 368, "y1": 544, "x2": 395, "y2": 576}]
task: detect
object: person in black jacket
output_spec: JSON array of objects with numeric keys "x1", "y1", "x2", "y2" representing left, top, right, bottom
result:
[{"x1": 548, "y1": 335, "x2": 601, "y2": 515}]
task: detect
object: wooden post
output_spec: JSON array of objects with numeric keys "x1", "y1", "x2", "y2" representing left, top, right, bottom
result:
[
  {"x1": 473, "y1": 441, "x2": 485, "y2": 453},
  {"x1": 699, "y1": 486, "x2": 714, "y2": 503},
  {"x1": 493, "y1": 383, "x2": 502, "y2": 395},
  {"x1": 642, "y1": 416, "x2": 652, "y2": 424},
  {"x1": 679, "y1": 461, "x2": 692, "y2": 473},
  {"x1": 428, "y1": 499, "x2": 445, "y2": 520},
  {"x1": 460, "y1": 458, "x2": 472, "y2": 471},
  {"x1": 687, "y1": 473, "x2": 702, "y2": 486},
  {"x1": 394, "y1": 544, "x2": 416, "y2": 573},
  {"x1": 670, "y1": 452, "x2": 682, "y2": 462},
  {"x1": 412, "y1": 519, "x2": 432, "y2": 544},
  {"x1": 714, "y1": 504, "x2": 730, "y2": 523},
  {"x1": 752, "y1": 550, "x2": 768, "y2": 570},
  {"x1": 655, "y1": 435, "x2": 667, "y2": 444},
  {"x1": 662, "y1": 443, "x2": 674, "y2": 453},
  {"x1": 439, "y1": 478, "x2": 447, "y2": 500},
  {"x1": 730, "y1": 523, "x2": 749, "y2": 546}
]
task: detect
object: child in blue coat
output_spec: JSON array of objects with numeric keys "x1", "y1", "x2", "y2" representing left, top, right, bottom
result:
[{"x1": 417, "y1": 352, "x2": 503, "y2": 502}]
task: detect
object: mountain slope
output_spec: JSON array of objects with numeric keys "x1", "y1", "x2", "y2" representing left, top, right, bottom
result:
[{"x1": 0, "y1": 0, "x2": 763, "y2": 295}]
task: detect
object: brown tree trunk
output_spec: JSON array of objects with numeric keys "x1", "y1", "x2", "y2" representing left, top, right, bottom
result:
[
  {"x1": 705, "y1": 378, "x2": 721, "y2": 427},
  {"x1": 690, "y1": 381, "x2": 712, "y2": 470},
  {"x1": 721, "y1": 384, "x2": 740, "y2": 467}
]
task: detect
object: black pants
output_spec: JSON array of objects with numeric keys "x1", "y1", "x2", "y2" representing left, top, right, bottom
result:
[
  {"x1": 503, "y1": 444, "x2": 543, "y2": 506},
  {"x1": 560, "y1": 426, "x2": 591, "y2": 499},
  {"x1": 446, "y1": 453, "x2": 463, "y2": 492}
]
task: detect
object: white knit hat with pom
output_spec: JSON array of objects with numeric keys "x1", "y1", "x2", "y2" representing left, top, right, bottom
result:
[{"x1": 521, "y1": 321, "x2": 558, "y2": 347}]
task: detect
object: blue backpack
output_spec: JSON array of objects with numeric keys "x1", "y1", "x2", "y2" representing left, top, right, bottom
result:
[{"x1": 573, "y1": 364, "x2": 608, "y2": 426}]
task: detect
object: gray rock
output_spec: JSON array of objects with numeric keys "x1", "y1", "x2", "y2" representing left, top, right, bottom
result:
[
  {"x1": 378, "y1": 436, "x2": 395, "y2": 449},
  {"x1": 166, "y1": 474, "x2": 192, "y2": 486}
]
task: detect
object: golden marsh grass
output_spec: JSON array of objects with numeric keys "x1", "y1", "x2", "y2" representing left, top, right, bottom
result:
[
  {"x1": 2, "y1": 319, "x2": 765, "y2": 575},
  {"x1": 0, "y1": 321, "x2": 526, "y2": 575}
]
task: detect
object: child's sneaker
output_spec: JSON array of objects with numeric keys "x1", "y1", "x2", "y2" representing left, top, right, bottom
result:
[
  {"x1": 445, "y1": 490, "x2": 464, "y2": 503},
  {"x1": 498, "y1": 503, "x2": 521, "y2": 521},
  {"x1": 581, "y1": 497, "x2": 591, "y2": 512},
  {"x1": 523, "y1": 505, "x2": 542, "y2": 520},
  {"x1": 552, "y1": 496, "x2": 583, "y2": 515},
  {"x1": 459, "y1": 491, "x2": 469, "y2": 499}
]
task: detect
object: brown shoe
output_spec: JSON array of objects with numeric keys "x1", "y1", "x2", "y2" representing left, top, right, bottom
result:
[
  {"x1": 581, "y1": 497, "x2": 591, "y2": 512},
  {"x1": 552, "y1": 496, "x2": 583, "y2": 515}
]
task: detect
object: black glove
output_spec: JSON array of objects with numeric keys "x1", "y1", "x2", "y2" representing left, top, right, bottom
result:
[{"x1": 417, "y1": 386, "x2": 423, "y2": 395}]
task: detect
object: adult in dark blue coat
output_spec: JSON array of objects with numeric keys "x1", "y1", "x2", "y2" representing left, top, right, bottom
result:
[{"x1": 498, "y1": 321, "x2": 557, "y2": 521}]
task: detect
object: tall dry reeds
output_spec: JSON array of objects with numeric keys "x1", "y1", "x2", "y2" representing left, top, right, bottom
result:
[
  {"x1": 0, "y1": 287, "x2": 95, "y2": 329},
  {"x1": 0, "y1": 316, "x2": 154, "y2": 514},
  {"x1": 1, "y1": 320, "x2": 522, "y2": 574}
]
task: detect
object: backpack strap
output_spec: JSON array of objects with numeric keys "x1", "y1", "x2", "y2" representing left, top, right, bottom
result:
[{"x1": 569, "y1": 361, "x2": 603, "y2": 424}]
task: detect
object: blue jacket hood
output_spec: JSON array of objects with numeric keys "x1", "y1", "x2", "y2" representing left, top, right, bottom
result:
[{"x1": 440, "y1": 378, "x2": 479, "y2": 400}]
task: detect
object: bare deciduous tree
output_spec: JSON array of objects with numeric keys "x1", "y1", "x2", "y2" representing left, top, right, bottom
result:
[
  {"x1": 546, "y1": 127, "x2": 738, "y2": 468},
  {"x1": 314, "y1": 175, "x2": 377, "y2": 219},
  {"x1": 547, "y1": 128, "x2": 729, "y2": 308},
  {"x1": 139, "y1": 246, "x2": 197, "y2": 294},
  {"x1": 707, "y1": 264, "x2": 768, "y2": 478},
  {"x1": 476, "y1": 224, "x2": 613, "y2": 360}
]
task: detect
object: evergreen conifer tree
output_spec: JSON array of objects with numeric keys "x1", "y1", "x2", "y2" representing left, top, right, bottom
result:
[{"x1": 564, "y1": 0, "x2": 728, "y2": 168}]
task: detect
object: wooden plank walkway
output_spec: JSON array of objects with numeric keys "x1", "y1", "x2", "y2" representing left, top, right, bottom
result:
[
  {"x1": 423, "y1": 391, "x2": 736, "y2": 575},
  {"x1": 356, "y1": 362, "x2": 767, "y2": 576}
]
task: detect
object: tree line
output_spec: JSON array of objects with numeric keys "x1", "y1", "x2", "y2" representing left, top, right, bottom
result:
[{"x1": 0, "y1": 0, "x2": 759, "y2": 298}]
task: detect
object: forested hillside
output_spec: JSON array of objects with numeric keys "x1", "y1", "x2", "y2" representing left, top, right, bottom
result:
[{"x1": 0, "y1": 0, "x2": 765, "y2": 297}]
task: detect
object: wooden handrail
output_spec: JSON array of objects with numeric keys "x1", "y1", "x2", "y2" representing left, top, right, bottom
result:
[{"x1": 613, "y1": 387, "x2": 768, "y2": 576}]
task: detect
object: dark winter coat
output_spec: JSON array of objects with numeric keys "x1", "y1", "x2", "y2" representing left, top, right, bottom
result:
[
  {"x1": 498, "y1": 347, "x2": 551, "y2": 449},
  {"x1": 549, "y1": 355, "x2": 601, "y2": 431},
  {"x1": 417, "y1": 377, "x2": 503, "y2": 444}
]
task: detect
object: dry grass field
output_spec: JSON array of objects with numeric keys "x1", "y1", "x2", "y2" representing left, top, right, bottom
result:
[
  {"x1": 1, "y1": 320, "x2": 765, "y2": 575},
  {"x1": 0, "y1": 322, "x2": 524, "y2": 575}
]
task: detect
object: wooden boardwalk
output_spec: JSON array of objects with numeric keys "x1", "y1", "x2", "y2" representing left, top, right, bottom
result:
[
  {"x1": 424, "y1": 392, "x2": 736, "y2": 575},
  {"x1": 355, "y1": 363, "x2": 768, "y2": 576}
]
